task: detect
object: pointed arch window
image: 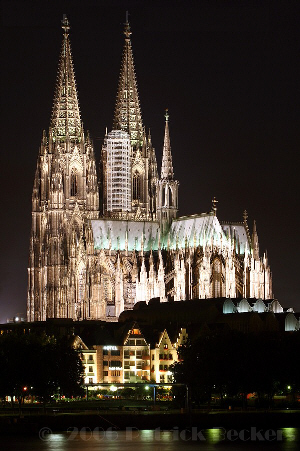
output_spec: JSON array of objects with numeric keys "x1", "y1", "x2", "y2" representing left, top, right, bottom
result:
[
  {"x1": 70, "y1": 169, "x2": 78, "y2": 197},
  {"x1": 133, "y1": 171, "x2": 141, "y2": 201},
  {"x1": 169, "y1": 186, "x2": 173, "y2": 207},
  {"x1": 212, "y1": 258, "x2": 223, "y2": 298},
  {"x1": 78, "y1": 267, "x2": 86, "y2": 304}
]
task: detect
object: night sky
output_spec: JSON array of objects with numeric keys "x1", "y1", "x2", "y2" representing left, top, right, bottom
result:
[{"x1": 1, "y1": 0, "x2": 299, "y2": 322}]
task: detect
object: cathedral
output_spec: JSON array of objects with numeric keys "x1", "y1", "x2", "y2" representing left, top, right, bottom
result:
[{"x1": 27, "y1": 17, "x2": 272, "y2": 322}]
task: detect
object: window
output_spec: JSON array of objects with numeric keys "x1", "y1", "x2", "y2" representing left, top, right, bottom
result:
[
  {"x1": 103, "y1": 361, "x2": 108, "y2": 367},
  {"x1": 111, "y1": 350, "x2": 120, "y2": 356},
  {"x1": 103, "y1": 371, "x2": 108, "y2": 377},
  {"x1": 89, "y1": 378, "x2": 93, "y2": 384},
  {"x1": 160, "y1": 375, "x2": 165, "y2": 383},
  {"x1": 103, "y1": 349, "x2": 108, "y2": 355},
  {"x1": 124, "y1": 350, "x2": 130, "y2": 358},
  {"x1": 110, "y1": 361, "x2": 122, "y2": 368},
  {"x1": 133, "y1": 172, "x2": 141, "y2": 200},
  {"x1": 70, "y1": 169, "x2": 78, "y2": 196},
  {"x1": 164, "y1": 344, "x2": 168, "y2": 350},
  {"x1": 212, "y1": 258, "x2": 223, "y2": 298},
  {"x1": 152, "y1": 354, "x2": 154, "y2": 360},
  {"x1": 89, "y1": 366, "x2": 93, "y2": 372},
  {"x1": 88, "y1": 355, "x2": 94, "y2": 361},
  {"x1": 111, "y1": 370, "x2": 121, "y2": 377}
]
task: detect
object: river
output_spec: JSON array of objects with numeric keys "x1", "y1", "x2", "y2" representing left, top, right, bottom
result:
[{"x1": 2, "y1": 428, "x2": 299, "y2": 451}]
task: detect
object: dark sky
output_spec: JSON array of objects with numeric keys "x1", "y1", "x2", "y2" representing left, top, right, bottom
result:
[{"x1": 1, "y1": 0, "x2": 299, "y2": 322}]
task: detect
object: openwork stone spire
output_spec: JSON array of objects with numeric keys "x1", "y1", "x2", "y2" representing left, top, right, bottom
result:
[
  {"x1": 252, "y1": 220, "x2": 260, "y2": 260},
  {"x1": 51, "y1": 15, "x2": 82, "y2": 142},
  {"x1": 161, "y1": 109, "x2": 174, "y2": 179},
  {"x1": 113, "y1": 19, "x2": 143, "y2": 149}
]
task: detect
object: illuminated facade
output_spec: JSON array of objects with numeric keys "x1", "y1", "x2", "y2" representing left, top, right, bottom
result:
[
  {"x1": 73, "y1": 324, "x2": 187, "y2": 385},
  {"x1": 27, "y1": 17, "x2": 273, "y2": 322},
  {"x1": 150, "y1": 328, "x2": 187, "y2": 384}
]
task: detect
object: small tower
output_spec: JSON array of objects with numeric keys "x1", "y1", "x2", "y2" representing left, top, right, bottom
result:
[{"x1": 157, "y1": 110, "x2": 179, "y2": 235}]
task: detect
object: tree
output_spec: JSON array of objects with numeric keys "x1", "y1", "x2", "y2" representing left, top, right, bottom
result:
[
  {"x1": 172, "y1": 329, "x2": 300, "y2": 408},
  {"x1": 0, "y1": 332, "x2": 84, "y2": 405}
]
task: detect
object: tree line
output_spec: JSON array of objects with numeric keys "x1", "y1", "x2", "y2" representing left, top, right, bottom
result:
[
  {"x1": 172, "y1": 329, "x2": 300, "y2": 407},
  {"x1": 0, "y1": 332, "x2": 83, "y2": 405}
]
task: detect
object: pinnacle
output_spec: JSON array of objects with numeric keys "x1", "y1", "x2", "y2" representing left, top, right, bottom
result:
[{"x1": 161, "y1": 110, "x2": 174, "y2": 180}]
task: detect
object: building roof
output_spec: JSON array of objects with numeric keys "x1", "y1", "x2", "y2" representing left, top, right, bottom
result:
[
  {"x1": 222, "y1": 222, "x2": 250, "y2": 254},
  {"x1": 170, "y1": 213, "x2": 225, "y2": 249},
  {"x1": 92, "y1": 219, "x2": 160, "y2": 251}
]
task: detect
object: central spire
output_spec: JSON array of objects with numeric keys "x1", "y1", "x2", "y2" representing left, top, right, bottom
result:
[
  {"x1": 113, "y1": 18, "x2": 144, "y2": 149},
  {"x1": 51, "y1": 15, "x2": 82, "y2": 142},
  {"x1": 161, "y1": 109, "x2": 174, "y2": 179}
]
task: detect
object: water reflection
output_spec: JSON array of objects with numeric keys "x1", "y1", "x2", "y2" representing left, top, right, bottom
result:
[
  {"x1": 2, "y1": 428, "x2": 300, "y2": 451},
  {"x1": 282, "y1": 428, "x2": 298, "y2": 441}
]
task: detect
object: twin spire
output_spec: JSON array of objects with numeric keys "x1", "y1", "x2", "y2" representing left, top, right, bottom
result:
[
  {"x1": 51, "y1": 15, "x2": 82, "y2": 142},
  {"x1": 113, "y1": 18, "x2": 144, "y2": 149},
  {"x1": 51, "y1": 16, "x2": 175, "y2": 181}
]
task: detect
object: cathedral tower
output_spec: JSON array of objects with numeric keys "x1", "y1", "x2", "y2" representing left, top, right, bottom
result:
[
  {"x1": 157, "y1": 110, "x2": 179, "y2": 235},
  {"x1": 102, "y1": 19, "x2": 158, "y2": 220},
  {"x1": 27, "y1": 16, "x2": 99, "y2": 322}
]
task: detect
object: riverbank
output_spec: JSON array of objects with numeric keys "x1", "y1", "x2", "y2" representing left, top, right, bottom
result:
[{"x1": 1, "y1": 410, "x2": 300, "y2": 435}]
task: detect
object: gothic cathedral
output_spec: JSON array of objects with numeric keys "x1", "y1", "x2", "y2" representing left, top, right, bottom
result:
[{"x1": 27, "y1": 17, "x2": 272, "y2": 322}]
